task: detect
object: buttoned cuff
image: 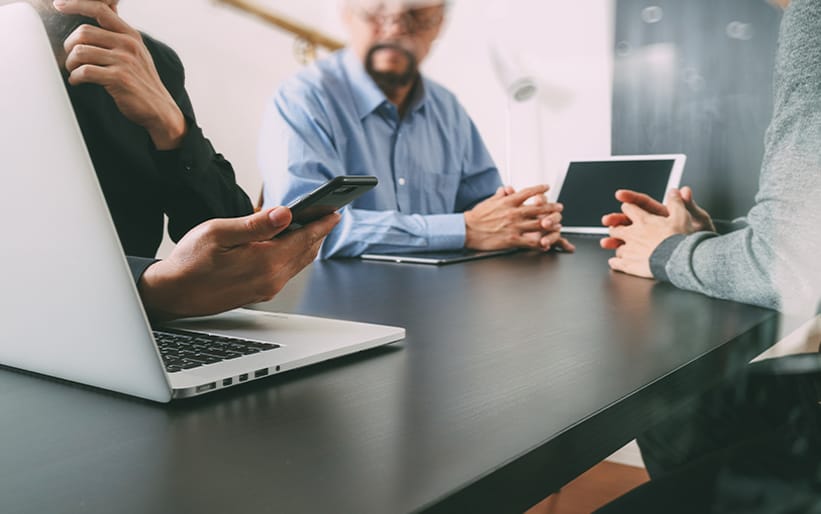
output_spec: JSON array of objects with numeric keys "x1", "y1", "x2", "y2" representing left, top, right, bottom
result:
[
  {"x1": 426, "y1": 214, "x2": 467, "y2": 251},
  {"x1": 152, "y1": 116, "x2": 212, "y2": 180},
  {"x1": 649, "y1": 234, "x2": 687, "y2": 282}
]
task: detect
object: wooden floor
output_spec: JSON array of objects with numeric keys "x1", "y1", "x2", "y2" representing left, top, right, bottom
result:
[{"x1": 526, "y1": 462, "x2": 650, "y2": 514}]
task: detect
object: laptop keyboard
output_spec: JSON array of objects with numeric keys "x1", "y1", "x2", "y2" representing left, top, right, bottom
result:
[{"x1": 153, "y1": 329, "x2": 280, "y2": 373}]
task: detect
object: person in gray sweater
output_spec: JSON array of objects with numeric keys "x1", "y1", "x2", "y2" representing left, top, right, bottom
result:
[
  {"x1": 594, "y1": 1, "x2": 821, "y2": 512},
  {"x1": 601, "y1": 0, "x2": 821, "y2": 317}
]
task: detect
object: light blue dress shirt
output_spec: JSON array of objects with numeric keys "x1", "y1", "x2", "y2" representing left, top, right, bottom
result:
[{"x1": 259, "y1": 49, "x2": 503, "y2": 258}]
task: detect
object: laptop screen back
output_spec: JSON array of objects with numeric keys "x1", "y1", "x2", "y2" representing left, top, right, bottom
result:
[
  {"x1": 557, "y1": 159, "x2": 675, "y2": 229},
  {"x1": 0, "y1": 3, "x2": 171, "y2": 402}
]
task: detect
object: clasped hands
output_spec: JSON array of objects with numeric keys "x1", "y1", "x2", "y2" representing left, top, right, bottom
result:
[
  {"x1": 465, "y1": 184, "x2": 575, "y2": 253},
  {"x1": 54, "y1": 0, "x2": 186, "y2": 150},
  {"x1": 600, "y1": 186, "x2": 715, "y2": 278}
]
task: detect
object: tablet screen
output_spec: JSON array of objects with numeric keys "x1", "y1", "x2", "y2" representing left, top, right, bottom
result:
[{"x1": 557, "y1": 159, "x2": 675, "y2": 228}]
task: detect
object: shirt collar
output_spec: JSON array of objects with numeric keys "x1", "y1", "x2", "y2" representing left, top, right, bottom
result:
[{"x1": 342, "y1": 48, "x2": 428, "y2": 120}]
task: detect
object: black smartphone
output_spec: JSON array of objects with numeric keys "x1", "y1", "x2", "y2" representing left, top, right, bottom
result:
[{"x1": 284, "y1": 176, "x2": 378, "y2": 231}]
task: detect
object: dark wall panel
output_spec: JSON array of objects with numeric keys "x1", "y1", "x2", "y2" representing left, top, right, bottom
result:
[{"x1": 612, "y1": 0, "x2": 782, "y2": 220}]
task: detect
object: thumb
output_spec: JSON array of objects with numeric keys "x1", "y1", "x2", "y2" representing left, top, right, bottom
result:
[
  {"x1": 665, "y1": 190, "x2": 688, "y2": 222},
  {"x1": 682, "y1": 186, "x2": 705, "y2": 212},
  {"x1": 211, "y1": 207, "x2": 292, "y2": 247}
]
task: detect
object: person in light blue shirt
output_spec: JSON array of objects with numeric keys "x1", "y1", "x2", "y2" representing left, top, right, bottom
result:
[{"x1": 259, "y1": 0, "x2": 573, "y2": 258}]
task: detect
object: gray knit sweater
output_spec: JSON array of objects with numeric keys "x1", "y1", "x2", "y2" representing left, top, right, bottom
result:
[{"x1": 649, "y1": 0, "x2": 821, "y2": 315}]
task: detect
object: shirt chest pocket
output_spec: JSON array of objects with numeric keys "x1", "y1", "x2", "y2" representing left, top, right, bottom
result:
[{"x1": 403, "y1": 170, "x2": 461, "y2": 215}]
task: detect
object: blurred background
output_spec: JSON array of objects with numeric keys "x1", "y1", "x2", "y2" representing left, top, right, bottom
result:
[{"x1": 117, "y1": 0, "x2": 781, "y2": 252}]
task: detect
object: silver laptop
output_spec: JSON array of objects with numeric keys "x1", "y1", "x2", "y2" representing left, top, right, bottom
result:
[
  {"x1": 0, "y1": 3, "x2": 404, "y2": 403},
  {"x1": 552, "y1": 154, "x2": 686, "y2": 235}
]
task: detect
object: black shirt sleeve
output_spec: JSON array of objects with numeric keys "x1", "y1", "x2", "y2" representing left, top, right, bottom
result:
[
  {"x1": 144, "y1": 35, "x2": 254, "y2": 242},
  {"x1": 128, "y1": 256, "x2": 158, "y2": 284}
]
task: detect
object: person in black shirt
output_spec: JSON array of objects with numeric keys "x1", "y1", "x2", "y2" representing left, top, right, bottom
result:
[
  {"x1": 45, "y1": 0, "x2": 253, "y2": 256},
  {"x1": 43, "y1": 0, "x2": 340, "y2": 320}
]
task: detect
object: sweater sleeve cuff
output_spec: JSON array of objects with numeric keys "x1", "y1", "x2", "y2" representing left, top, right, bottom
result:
[
  {"x1": 650, "y1": 234, "x2": 687, "y2": 282},
  {"x1": 127, "y1": 256, "x2": 159, "y2": 285},
  {"x1": 426, "y1": 214, "x2": 467, "y2": 251}
]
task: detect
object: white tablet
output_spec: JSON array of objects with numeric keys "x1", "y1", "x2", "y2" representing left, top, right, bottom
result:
[
  {"x1": 552, "y1": 154, "x2": 686, "y2": 235},
  {"x1": 361, "y1": 248, "x2": 516, "y2": 265}
]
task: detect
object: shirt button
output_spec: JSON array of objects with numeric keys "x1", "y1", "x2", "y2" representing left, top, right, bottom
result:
[{"x1": 398, "y1": 178, "x2": 406, "y2": 186}]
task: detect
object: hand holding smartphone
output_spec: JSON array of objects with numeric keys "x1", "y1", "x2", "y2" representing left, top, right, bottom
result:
[{"x1": 282, "y1": 176, "x2": 378, "y2": 232}]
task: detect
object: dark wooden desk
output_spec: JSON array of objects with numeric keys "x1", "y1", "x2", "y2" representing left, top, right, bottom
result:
[{"x1": 0, "y1": 238, "x2": 780, "y2": 514}]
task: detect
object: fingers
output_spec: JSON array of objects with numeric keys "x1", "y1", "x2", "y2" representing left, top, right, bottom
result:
[
  {"x1": 608, "y1": 224, "x2": 629, "y2": 241},
  {"x1": 518, "y1": 218, "x2": 550, "y2": 233},
  {"x1": 519, "y1": 202, "x2": 562, "y2": 219},
  {"x1": 608, "y1": 257, "x2": 628, "y2": 273},
  {"x1": 503, "y1": 184, "x2": 550, "y2": 206},
  {"x1": 538, "y1": 231, "x2": 563, "y2": 250},
  {"x1": 527, "y1": 194, "x2": 548, "y2": 206},
  {"x1": 608, "y1": 256, "x2": 653, "y2": 279},
  {"x1": 53, "y1": 0, "x2": 136, "y2": 36},
  {"x1": 615, "y1": 189, "x2": 668, "y2": 217},
  {"x1": 516, "y1": 232, "x2": 545, "y2": 250},
  {"x1": 600, "y1": 237, "x2": 624, "y2": 250},
  {"x1": 498, "y1": 209, "x2": 563, "y2": 243},
  {"x1": 602, "y1": 213, "x2": 631, "y2": 227},
  {"x1": 532, "y1": 232, "x2": 576, "y2": 253},
  {"x1": 508, "y1": 222, "x2": 568, "y2": 251},
  {"x1": 664, "y1": 189, "x2": 688, "y2": 222},
  {"x1": 64, "y1": 23, "x2": 127, "y2": 55},
  {"x1": 679, "y1": 187, "x2": 699, "y2": 212},
  {"x1": 66, "y1": 64, "x2": 115, "y2": 86},
  {"x1": 620, "y1": 202, "x2": 650, "y2": 224},
  {"x1": 501, "y1": 205, "x2": 563, "y2": 234},
  {"x1": 680, "y1": 186, "x2": 709, "y2": 217},
  {"x1": 551, "y1": 237, "x2": 576, "y2": 253},
  {"x1": 272, "y1": 213, "x2": 341, "y2": 271},
  {"x1": 209, "y1": 207, "x2": 293, "y2": 248},
  {"x1": 282, "y1": 212, "x2": 341, "y2": 248},
  {"x1": 540, "y1": 212, "x2": 562, "y2": 231},
  {"x1": 64, "y1": 43, "x2": 117, "y2": 73}
]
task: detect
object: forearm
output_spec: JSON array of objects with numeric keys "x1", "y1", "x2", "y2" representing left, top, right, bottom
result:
[
  {"x1": 319, "y1": 208, "x2": 466, "y2": 258},
  {"x1": 129, "y1": 256, "x2": 176, "y2": 322},
  {"x1": 654, "y1": 217, "x2": 820, "y2": 313},
  {"x1": 654, "y1": 229, "x2": 781, "y2": 308}
]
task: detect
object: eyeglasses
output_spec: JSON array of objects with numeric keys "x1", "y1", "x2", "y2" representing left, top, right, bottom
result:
[{"x1": 356, "y1": 5, "x2": 445, "y2": 34}]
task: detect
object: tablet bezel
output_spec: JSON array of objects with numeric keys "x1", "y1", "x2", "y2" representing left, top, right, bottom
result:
[{"x1": 550, "y1": 154, "x2": 686, "y2": 235}]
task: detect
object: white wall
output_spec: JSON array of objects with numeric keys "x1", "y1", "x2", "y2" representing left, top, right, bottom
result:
[{"x1": 119, "y1": 0, "x2": 614, "y2": 252}]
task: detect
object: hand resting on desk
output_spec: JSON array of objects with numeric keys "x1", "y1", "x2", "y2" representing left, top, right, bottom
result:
[
  {"x1": 464, "y1": 184, "x2": 575, "y2": 253},
  {"x1": 600, "y1": 187, "x2": 715, "y2": 278}
]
